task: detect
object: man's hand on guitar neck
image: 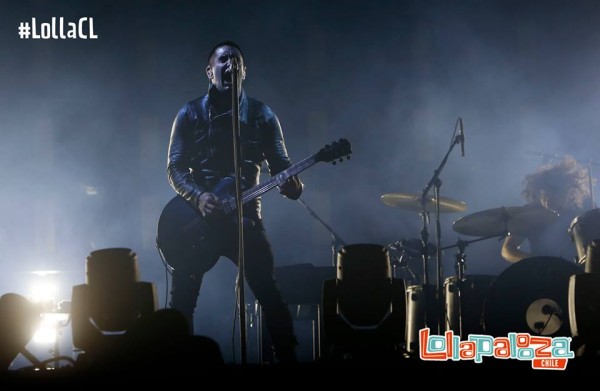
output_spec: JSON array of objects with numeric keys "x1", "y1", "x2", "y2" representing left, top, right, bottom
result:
[{"x1": 197, "y1": 192, "x2": 222, "y2": 217}]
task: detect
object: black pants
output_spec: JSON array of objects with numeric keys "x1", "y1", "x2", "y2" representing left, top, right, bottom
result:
[{"x1": 169, "y1": 220, "x2": 296, "y2": 354}]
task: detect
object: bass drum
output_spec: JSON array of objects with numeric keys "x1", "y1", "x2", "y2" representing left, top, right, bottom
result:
[{"x1": 483, "y1": 256, "x2": 583, "y2": 337}]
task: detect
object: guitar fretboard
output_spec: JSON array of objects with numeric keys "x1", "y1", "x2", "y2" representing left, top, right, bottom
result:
[{"x1": 223, "y1": 154, "x2": 318, "y2": 214}]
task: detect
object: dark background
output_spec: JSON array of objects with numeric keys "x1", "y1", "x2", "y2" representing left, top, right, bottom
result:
[{"x1": 2, "y1": 0, "x2": 600, "y2": 363}]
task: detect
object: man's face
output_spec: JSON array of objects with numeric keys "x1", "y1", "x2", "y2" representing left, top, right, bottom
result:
[
  {"x1": 540, "y1": 189, "x2": 566, "y2": 212},
  {"x1": 206, "y1": 45, "x2": 246, "y2": 94}
]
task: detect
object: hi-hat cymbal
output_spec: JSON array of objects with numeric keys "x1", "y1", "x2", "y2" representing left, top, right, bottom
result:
[
  {"x1": 381, "y1": 193, "x2": 467, "y2": 213},
  {"x1": 452, "y1": 205, "x2": 559, "y2": 237}
]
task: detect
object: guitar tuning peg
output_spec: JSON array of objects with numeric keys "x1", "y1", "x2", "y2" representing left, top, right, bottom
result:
[
  {"x1": 346, "y1": 155, "x2": 351, "y2": 160},
  {"x1": 338, "y1": 158, "x2": 343, "y2": 163},
  {"x1": 332, "y1": 161, "x2": 337, "y2": 165}
]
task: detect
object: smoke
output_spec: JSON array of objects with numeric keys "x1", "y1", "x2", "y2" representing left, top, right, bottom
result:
[{"x1": 2, "y1": 0, "x2": 600, "y2": 362}]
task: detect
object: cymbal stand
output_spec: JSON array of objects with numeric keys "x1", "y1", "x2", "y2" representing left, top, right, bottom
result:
[
  {"x1": 454, "y1": 239, "x2": 468, "y2": 282},
  {"x1": 441, "y1": 231, "x2": 508, "y2": 272},
  {"x1": 420, "y1": 119, "x2": 463, "y2": 334},
  {"x1": 419, "y1": 209, "x2": 431, "y2": 286}
]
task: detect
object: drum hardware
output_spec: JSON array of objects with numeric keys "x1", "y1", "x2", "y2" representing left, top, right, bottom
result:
[
  {"x1": 294, "y1": 197, "x2": 349, "y2": 361},
  {"x1": 584, "y1": 239, "x2": 600, "y2": 274},
  {"x1": 296, "y1": 197, "x2": 347, "y2": 267},
  {"x1": 387, "y1": 239, "x2": 438, "y2": 285},
  {"x1": 569, "y1": 208, "x2": 600, "y2": 271},
  {"x1": 483, "y1": 256, "x2": 583, "y2": 338},
  {"x1": 382, "y1": 117, "x2": 467, "y2": 335},
  {"x1": 568, "y1": 272, "x2": 600, "y2": 354},
  {"x1": 439, "y1": 234, "x2": 504, "y2": 338},
  {"x1": 568, "y1": 237, "x2": 600, "y2": 356},
  {"x1": 392, "y1": 248, "x2": 418, "y2": 285},
  {"x1": 527, "y1": 299, "x2": 563, "y2": 335},
  {"x1": 404, "y1": 284, "x2": 437, "y2": 355},
  {"x1": 443, "y1": 275, "x2": 495, "y2": 338}
]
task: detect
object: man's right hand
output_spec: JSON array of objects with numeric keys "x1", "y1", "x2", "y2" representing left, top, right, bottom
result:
[{"x1": 197, "y1": 192, "x2": 222, "y2": 217}]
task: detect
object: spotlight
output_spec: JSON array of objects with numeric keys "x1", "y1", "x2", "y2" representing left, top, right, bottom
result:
[
  {"x1": 0, "y1": 293, "x2": 42, "y2": 370},
  {"x1": 32, "y1": 302, "x2": 70, "y2": 345},
  {"x1": 322, "y1": 244, "x2": 405, "y2": 360},
  {"x1": 71, "y1": 248, "x2": 158, "y2": 358}
]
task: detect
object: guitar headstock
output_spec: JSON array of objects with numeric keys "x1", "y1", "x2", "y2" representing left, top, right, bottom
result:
[{"x1": 316, "y1": 138, "x2": 352, "y2": 165}]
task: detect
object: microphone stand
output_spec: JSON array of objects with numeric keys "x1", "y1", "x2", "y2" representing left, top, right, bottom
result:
[
  {"x1": 420, "y1": 124, "x2": 462, "y2": 335},
  {"x1": 231, "y1": 58, "x2": 247, "y2": 364},
  {"x1": 296, "y1": 197, "x2": 347, "y2": 266}
]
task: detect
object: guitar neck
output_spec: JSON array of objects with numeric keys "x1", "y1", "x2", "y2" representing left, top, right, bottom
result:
[
  {"x1": 241, "y1": 154, "x2": 317, "y2": 204},
  {"x1": 221, "y1": 154, "x2": 318, "y2": 214}
]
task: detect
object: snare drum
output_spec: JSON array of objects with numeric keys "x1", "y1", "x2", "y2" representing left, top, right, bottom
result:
[{"x1": 444, "y1": 275, "x2": 495, "y2": 338}]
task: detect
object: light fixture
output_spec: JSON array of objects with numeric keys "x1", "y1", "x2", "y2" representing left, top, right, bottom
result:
[
  {"x1": 0, "y1": 293, "x2": 42, "y2": 370},
  {"x1": 71, "y1": 248, "x2": 158, "y2": 358}
]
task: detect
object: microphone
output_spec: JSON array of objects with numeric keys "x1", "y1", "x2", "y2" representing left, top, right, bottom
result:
[
  {"x1": 230, "y1": 57, "x2": 239, "y2": 75},
  {"x1": 459, "y1": 117, "x2": 465, "y2": 157}
]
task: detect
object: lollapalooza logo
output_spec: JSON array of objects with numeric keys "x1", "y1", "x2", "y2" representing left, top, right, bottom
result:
[{"x1": 419, "y1": 328, "x2": 574, "y2": 370}]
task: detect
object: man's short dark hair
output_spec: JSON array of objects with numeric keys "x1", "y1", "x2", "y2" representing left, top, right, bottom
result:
[{"x1": 207, "y1": 40, "x2": 244, "y2": 63}]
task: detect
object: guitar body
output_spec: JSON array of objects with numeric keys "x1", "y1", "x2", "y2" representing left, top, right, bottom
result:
[
  {"x1": 157, "y1": 178, "x2": 238, "y2": 270},
  {"x1": 156, "y1": 195, "x2": 210, "y2": 268},
  {"x1": 156, "y1": 139, "x2": 352, "y2": 271}
]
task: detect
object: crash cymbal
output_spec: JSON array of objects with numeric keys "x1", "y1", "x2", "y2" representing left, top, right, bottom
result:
[
  {"x1": 381, "y1": 193, "x2": 467, "y2": 213},
  {"x1": 452, "y1": 205, "x2": 559, "y2": 237}
]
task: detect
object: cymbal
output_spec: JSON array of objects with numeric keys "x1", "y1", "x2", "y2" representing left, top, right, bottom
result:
[
  {"x1": 452, "y1": 205, "x2": 559, "y2": 237},
  {"x1": 381, "y1": 193, "x2": 467, "y2": 213}
]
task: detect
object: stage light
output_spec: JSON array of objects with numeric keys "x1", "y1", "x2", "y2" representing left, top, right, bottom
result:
[
  {"x1": 32, "y1": 311, "x2": 70, "y2": 344},
  {"x1": 71, "y1": 248, "x2": 158, "y2": 357},
  {"x1": 0, "y1": 293, "x2": 42, "y2": 370},
  {"x1": 322, "y1": 243, "x2": 405, "y2": 360},
  {"x1": 27, "y1": 270, "x2": 69, "y2": 345},
  {"x1": 29, "y1": 282, "x2": 58, "y2": 308}
]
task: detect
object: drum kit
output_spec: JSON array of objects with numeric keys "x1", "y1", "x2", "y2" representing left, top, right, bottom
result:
[
  {"x1": 321, "y1": 125, "x2": 599, "y2": 356},
  {"x1": 379, "y1": 191, "x2": 592, "y2": 354}
]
